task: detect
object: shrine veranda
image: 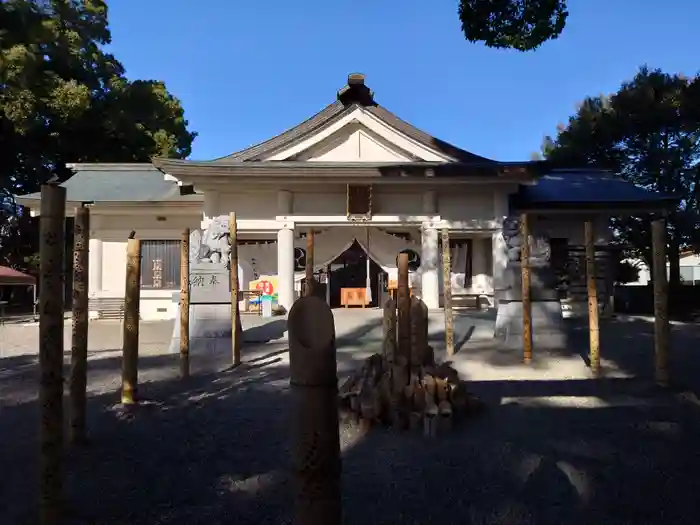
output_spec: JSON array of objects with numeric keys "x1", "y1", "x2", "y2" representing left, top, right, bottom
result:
[{"x1": 16, "y1": 73, "x2": 671, "y2": 326}]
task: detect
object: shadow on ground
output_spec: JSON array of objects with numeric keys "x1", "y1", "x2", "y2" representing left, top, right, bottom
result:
[{"x1": 2, "y1": 314, "x2": 700, "y2": 524}]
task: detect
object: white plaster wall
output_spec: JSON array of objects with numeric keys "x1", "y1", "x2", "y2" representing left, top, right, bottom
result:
[
  {"x1": 438, "y1": 188, "x2": 496, "y2": 223},
  {"x1": 214, "y1": 191, "x2": 278, "y2": 219},
  {"x1": 298, "y1": 124, "x2": 413, "y2": 162},
  {"x1": 93, "y1": 212, "x2": 200, "y2": 320}
]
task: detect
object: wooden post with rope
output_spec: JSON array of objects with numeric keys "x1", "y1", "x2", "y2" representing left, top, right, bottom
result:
[
  {"x1": 69, "y1": 204, "x2": 90, "y2": 445},
  {"x1": 39, "y1": 183, "x2": 67, "y2": 525},
  {"x1": 121, "y1": 232, "x2": 141, "y2": 405},
  {"x1": 180, "y1": 228, "x2": 190, "y2": 378}
]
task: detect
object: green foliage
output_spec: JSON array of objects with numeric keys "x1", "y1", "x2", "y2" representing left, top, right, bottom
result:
[
  {"x1": 0, "y1": 0, "x2": 197, "y2": 268},
  {"x1": 543, "y1": 66, "x2": 700, "y2": 284},
  {"x1": 458, "y1": 0, "x2": 568, "y2": 51}
]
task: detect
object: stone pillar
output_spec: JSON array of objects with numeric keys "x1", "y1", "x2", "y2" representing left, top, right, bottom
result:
[
  {"x1": 420, "y1": 225, "x2": 439, "y2": 310},
  {"x1": 277, "y1": 226, "x2": 295, "y2": 312},
  {"x1": 88, "y1": 237, "x2": 102, "y2": 295}
]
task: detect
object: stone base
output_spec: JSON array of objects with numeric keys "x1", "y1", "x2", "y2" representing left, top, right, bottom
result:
[{"x1": 494, "y1": 299, "x2": 566, "y2": 350}]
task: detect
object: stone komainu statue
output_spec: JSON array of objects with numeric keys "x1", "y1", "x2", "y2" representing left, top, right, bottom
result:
[{"x1": 189, "y1": 215, "x2": 231, "y2": 268}]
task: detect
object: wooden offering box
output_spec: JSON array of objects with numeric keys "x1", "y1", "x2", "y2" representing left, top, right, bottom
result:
[{"x1": 341, "y1": 288, "x2": 368, "y2": 308}]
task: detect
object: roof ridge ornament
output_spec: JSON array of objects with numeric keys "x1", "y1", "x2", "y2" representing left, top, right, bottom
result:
[{"x1": 337, "y1": 73, "x2": 376, "y2": 107}]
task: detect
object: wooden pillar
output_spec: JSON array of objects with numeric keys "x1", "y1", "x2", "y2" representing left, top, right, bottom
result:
[
  {"x1": 382, "y1": 297, "x2": 397, "y2": 365},
  {"x1": 652, "y1": 218, "x2": 670, "y2": 386},
  {"x1": 121, "y1": 234, "x2": 141, "y2": 405},
  {"x1": 39, "y1": 184, "x2": 66, "y2": 525},
  {"x1": 441, "y1": 229, "x2": 454, "y2": 357},
  {"x1": 305, "y1": 229, "x2": 315, "y2": 297},
  {"x1": 69, "y1": 204, "x2": 90, "y2": 445},
  {"x1": 288, "y1": 296, "x2": 341, "y2": 525},
  {"x1": 584, "y1": 220, "x2": 601, "y2": 375},
  {"x1": 180, "y1": 228, "x2": 190, "y2": 378},
  {"x1": 397, "y1": 252, "x2": 411, "y2": 366},
  {"x1": 520, "y1": 213, "x2": 533, "y2": 364},
  {"x1": 229, "y1": 212, "x2": 242, "y2": 366}
]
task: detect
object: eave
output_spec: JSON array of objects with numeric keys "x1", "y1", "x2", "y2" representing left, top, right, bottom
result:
[{"x1": 151, "y1": 157, "x2": 545, "y2": 185}]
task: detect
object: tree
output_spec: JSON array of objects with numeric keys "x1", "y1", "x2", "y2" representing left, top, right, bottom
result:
[
  {"x1": 458, "y1": 0, "x2": 569, "y2": 51},
  {"x1": 543, "y1": 66, "x2": 700, "y2": 285},
  {"x1": 0, "y1": 0, "x2": 197, "y2": 269}
]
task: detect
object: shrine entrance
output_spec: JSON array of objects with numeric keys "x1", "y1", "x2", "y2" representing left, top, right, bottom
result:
[{"x1": 328, "y1": 240, "x2": 386, "y2": 308}]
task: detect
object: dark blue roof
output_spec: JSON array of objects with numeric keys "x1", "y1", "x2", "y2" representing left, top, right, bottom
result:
[{"x1": 513, "y1": 169, "x2": 675, "y2": 210}]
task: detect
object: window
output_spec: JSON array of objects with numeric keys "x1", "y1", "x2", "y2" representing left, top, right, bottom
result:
[
  {"x1": 141, "y1": 240, "x2": 181, "y2": 289},
  {"x1": 347, "y1": 185, "x2": 372, "y2": 217}
]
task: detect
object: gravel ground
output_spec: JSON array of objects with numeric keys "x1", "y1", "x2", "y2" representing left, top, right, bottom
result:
[{"x1": 2, "y1": 312, "x2": 700, "y2": 524}]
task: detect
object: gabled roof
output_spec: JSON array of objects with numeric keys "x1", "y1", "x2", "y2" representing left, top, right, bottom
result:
[
  {"x1": 511, "y1": 170, "x2": 677, "y2": 210},
  {"x1": 206, "y1": 73, "x2": 497, "y2": 165},
  {"x1": 16, "y1": 164, "x2": 202, "y2": 204}
]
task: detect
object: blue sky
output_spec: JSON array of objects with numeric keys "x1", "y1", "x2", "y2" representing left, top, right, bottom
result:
[{"x1": 106, "y1": 1, "x2": 700, "y2": 162}]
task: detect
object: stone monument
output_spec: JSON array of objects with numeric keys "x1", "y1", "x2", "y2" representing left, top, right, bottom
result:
[{"x1": 493, "y1": 215, "x2": 566, "y2": 350}]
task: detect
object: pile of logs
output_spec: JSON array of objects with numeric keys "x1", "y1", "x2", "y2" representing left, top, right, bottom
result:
[{"x1": 339, "y1": 296, "x2": 481, "y2": 436}]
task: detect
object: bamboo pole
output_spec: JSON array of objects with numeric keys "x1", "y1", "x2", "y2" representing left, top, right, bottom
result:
[
  {"x1": 305, "y1": 229, "x2": 315, "y2": 297},
  {"x1": 180, "y1": 228, "x2": 190, "y2": 378},
  {"x1": 397, "y1": 252, "x2": 411, "y2": 366},
  {"x1": 229, "y1": 212, "x2": 241, "y2": 367},
  {"x1": 69, "y1": 204, "x2": 90, "y2": 445},
  {"x1": 652, "y1": 218, "x2": 670, "y2": 387},
  {"x1": 584, "y1": 220, "x2": 601, "y2": 375},
  {"x1": 39, "y1": 183, "x2": 67, "y2": 525},
  {"x1": 520, "y1": 213, "x2": 532, "y2": 364},
  {"x1": 121, "y1": 234, "x2": 141, "y2": 405},
  {"x1": 441, "y1": 229, "x2": 454, "y2": 357}
]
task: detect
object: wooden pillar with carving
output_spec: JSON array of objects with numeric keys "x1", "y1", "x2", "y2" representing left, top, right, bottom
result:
[
  {"x1": 441, "y1": 228, "x2": 454, "y2": 357},
  {"x1": 180, "y1": 228, "x2": 190, "y2": 378},
  {"x1": 520, "y1": 213, "x2": 533, "y2": 364},
  {"x1": 69, "y1": 204, "x2": 90, "y2": 445},
  {"x1": 121, "y1": 233, "x2": 141, "y2": 405},
  {"x1": 39, "y1": 184, "x2": 67, "y2": 525},
  {"x1": 584, "y1": 219, "x2": 601, "y2": 375},
  {"x1": 229, "y1": 212, "x2": 242, "y2": 367},
  {"x1": 652, "y1": 218, "x2": 670, "y2": 386}
]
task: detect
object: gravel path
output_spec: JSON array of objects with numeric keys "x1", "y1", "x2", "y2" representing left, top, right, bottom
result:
[{"x1": 2, "y1": 313, "x2": 700, "y2": 524}]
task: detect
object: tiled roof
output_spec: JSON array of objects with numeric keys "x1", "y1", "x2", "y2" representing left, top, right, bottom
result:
[
  {"x1": 512, "y1": 170, "x2": 676, "y2": 210},
  {"x1": 16, "y1": 164, "x2": 202, "y2": 203},
  {"x1": 209, "y1": 74, "x2": 496, "y2": 164}
]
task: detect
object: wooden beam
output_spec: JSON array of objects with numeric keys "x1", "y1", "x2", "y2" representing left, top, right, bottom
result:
[
  {"x1": 69, "y1": 204, "x2": 90, "y2": 445},
  {"x1": 441, "y1": 229, "x2": 454, "y2": 357},
  {"x1": 520, "y1": 213, "x2": 532, "y2": 364},
  {"x1": 652, "y1": 218, "x2": 670, "y2": 387},
  {"x1": 230, "y1": 212, "x2": 241, "y2": 367},
  {"x1": 180, "y1": 228, "x2": 190, "y2": 378},
  {"x1": 584, "y1": 220, "x2": 601, "y2": 375},
  {"x1": 39, "y1": 184, "x2": 67, "y2": 525},
  {"x1": 121, "y1": 235, "x2": 141, "y2": 405}
]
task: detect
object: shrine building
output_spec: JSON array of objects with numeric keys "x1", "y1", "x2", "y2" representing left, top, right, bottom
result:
[{"x1": 16, "y1": 74, "x2": 671, "y2": 320}]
